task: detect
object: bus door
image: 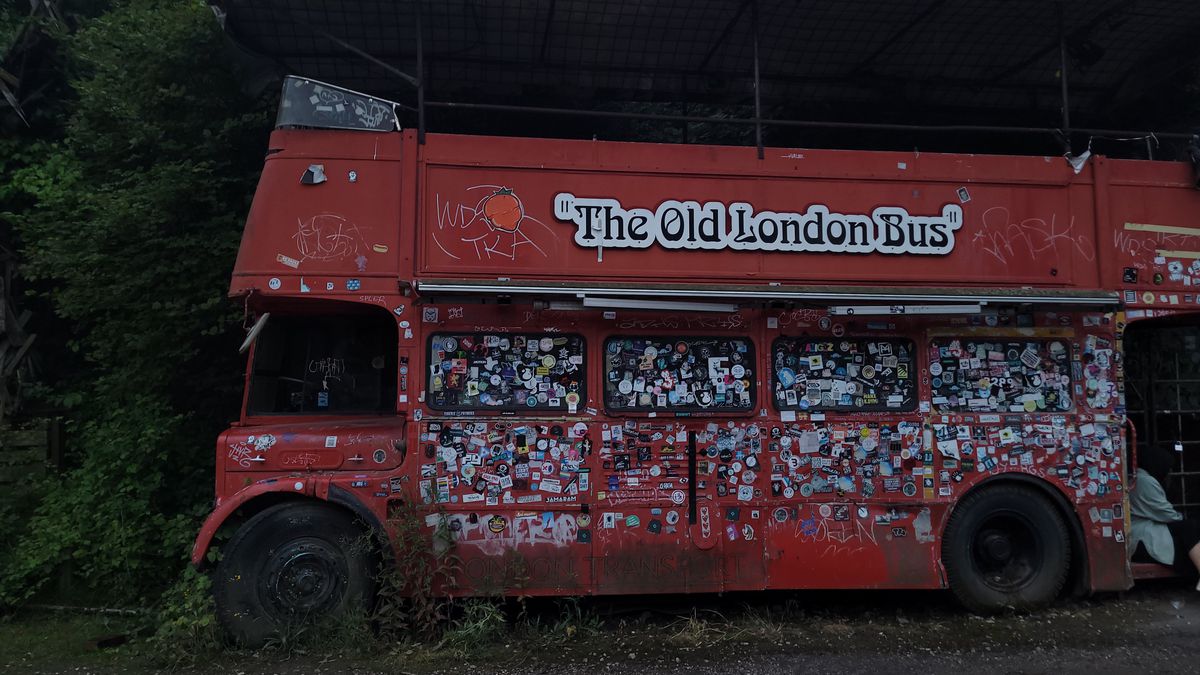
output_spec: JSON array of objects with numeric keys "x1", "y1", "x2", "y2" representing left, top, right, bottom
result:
[
  {"x1": 592, "y1": 421, "x2": 723, "y2": 594},
  {"x1": 763, "y1": 336, "x2": 925, "y2": 588},
  {"x1": 422, "y1": 332, "x2": 593, "y2": 596},
  {"x1": 593, "y1": 335, "x2": 759, "y2": 593},
  {"x1": 701, "y1": 421, "x2": 769, "y2": 590}
]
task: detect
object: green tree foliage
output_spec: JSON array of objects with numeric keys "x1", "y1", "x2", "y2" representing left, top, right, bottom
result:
[{"x1": 0, "y1": 0, "x2": 272, "y2": 606}]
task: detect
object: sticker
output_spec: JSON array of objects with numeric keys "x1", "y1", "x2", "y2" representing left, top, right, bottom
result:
[
  {"x1": 268, "y1": 277, "x2": 282, "y2": 290},
  {"x1": 774, "y1": 337, "x2": 914, "y2": 411},
  {"x1": 487, "y1": 515, "x2": 508, "y2": 533},
  {"x1": 604, "y1": 336, "x2": 753, "y2": 411}
]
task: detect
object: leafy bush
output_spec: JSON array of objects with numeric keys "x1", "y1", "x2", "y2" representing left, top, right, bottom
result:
[{"x1": 0, "y1": 0, "x2": 272, "y2": 607}]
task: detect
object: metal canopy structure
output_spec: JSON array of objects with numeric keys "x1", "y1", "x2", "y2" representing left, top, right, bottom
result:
[{"x1": 212, "y1": 1, "x2": 1200, "y2": 153}]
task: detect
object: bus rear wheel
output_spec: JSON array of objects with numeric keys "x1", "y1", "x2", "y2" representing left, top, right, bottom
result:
[
  {"x1": 942, "y1": 484, "x2": 1070, "y2": 613},
  {"x1": 213, "y1": 502, "x2": 375, "y2": 646}
]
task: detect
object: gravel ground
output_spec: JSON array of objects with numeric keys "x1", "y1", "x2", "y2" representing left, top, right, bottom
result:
[{"x1": 4, "y1": 581, "x2": 1199, "y2": 674}]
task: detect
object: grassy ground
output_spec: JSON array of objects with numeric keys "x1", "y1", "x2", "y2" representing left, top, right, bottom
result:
[{"x1": 2, "y1": 582, "x2": 1197, "y2": 674}]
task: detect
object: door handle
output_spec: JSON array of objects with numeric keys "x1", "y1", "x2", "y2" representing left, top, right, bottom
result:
[{"x1": 688, "y1": 430, "x2": 697, "y2": 525}]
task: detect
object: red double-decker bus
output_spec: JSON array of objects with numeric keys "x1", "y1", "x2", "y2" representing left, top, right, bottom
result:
[{"x1": 194, "y1": 77, "x2": 1200, "y2": 644}]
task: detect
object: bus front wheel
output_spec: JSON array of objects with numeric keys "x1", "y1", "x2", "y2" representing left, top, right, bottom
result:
[
  {"x1": 942, "y1": 484, "x2": 1070, "y2": 612},
  {"x1": 213, "y1": 502, "x2": 375, "y2": 646}
]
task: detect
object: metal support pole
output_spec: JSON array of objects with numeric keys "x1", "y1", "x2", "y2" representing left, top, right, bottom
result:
[
  {"x1": 682, "y1": 100, "x2": 689, "y2": 144},
  {"x1": 1058, "y1": 4, "x2": 1071, "y2": 154},
  {"x1": 752, "y1": 0, "x2": 763, "y2": 159},
  {"x1": 416, "y1": 0, "x2": 426, "y2": 144}
]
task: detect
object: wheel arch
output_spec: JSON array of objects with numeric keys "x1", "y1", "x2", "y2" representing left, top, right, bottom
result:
[
  {"x1": 191, "y1": 482, "x2": 391, "y2": 570},
  {"x1": 942, "y1": 473, "x2": 1089, "y2": 598}
]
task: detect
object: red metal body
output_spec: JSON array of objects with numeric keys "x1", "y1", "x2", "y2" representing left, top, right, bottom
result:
[{"x1": 193, "y1": 126, "x2": 1200, "y2": 596}]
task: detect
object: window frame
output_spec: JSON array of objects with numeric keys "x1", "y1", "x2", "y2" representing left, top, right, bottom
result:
[
  {"x1": 601, "y1": 334, "x2": 757, "y2": 415},
  {"x1": 770, "y1": 335, "x2": 919, "y2": 413},
  {"x1": 244, "y1": 312, "x2": 399, "y2": 417},
  {"x1": 424, "y1": 331, "x2": 588, "y2": 413},
  {"x1": 927, "y1": 336, "x2": 1074, "y2": 414}
]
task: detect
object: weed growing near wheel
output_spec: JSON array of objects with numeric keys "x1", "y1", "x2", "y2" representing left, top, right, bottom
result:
[{"x1": 372, "y1": 500, "x2": 463, "y2": 641}]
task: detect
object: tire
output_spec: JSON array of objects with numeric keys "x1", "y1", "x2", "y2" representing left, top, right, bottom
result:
[
  {"x1": 941, "y1": 484, "x2": 1070, "y2": 613},
  {"x1": 213, "y1": 502, "x2": 376, "y2": 646}
]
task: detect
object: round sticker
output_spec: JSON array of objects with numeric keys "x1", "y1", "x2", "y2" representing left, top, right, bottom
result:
[
  {"x1": 819, "y1": 504, "x2": 832, "y2": 518},
  {"x1": 540, "y1": 337, "x2": 554, "y2": 351},
  {"x1": 862, "y1": 365, "x2": 876, "y2": 379},
  {"x1": 783, "y1": 487, "x2": 795, "y2": 498},
  {"x1": 649, "y1": 465, "x2": 662, "y2": 477},
  {"x1": 542, "y1": 355, "x2": 556, "y2": 368},
  {"x1": 619, "y1": 380, "x2": 633, "y2": 394},
  {"x1": 268, "y1": 277, "x2": 282, "y2": 290},
  {"x1": 644, "y1": 346, "x2": 658, "y2": 358},
  {"x1": 929, "y1": 362, "x2": 943, "y2": 376},
  {"x1": 831, "y1": 323, "x2": 845, "y2": 337},
  {"x1": 671, "y1": 489, "x2": 686, "y2": 505},
  {"x1": 578, "y1": 513, "x2": 592, "y2": 528},
  {"x1": 488, "y1": 515, "x2": 508, "y2": 533},
  {"x1": 800, "y1": 483, "x2": 814, "y2": 497},
  {"x1": 902, "y1": 482, "x2": 918, "y2": 497},
  {"x1": 565, "y1": 392, "x2": 580, "y2": 408},
  {"x1": 373, "y1": 448, "x2": 387, "y2": 464},
  {"x1": 732, "y1": 364, "x2": 746, "y2": 378},
  {"x1": 443, "y1": 337, "x2": 458, "y2": 351},
  {"x1": 573, "y1": 422, "x2": 588, "y2": 437},
  {"x1": 461, "y1": 464, "x2": 476, "y2": 479},
  {"x1": 666, "y1": 510, "x2": 680, "y2": 525}
]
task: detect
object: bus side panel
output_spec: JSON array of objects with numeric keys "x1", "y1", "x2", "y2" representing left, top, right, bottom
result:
[
  {"x1": 592, "y1": 506, "x2": 723, "y2": 594},
  {"x1": 419, "y1": 419, "x2": 594, "y2": 596},
  {"x1": 764, "y1": 502, "x2": 945, "y2": 589}
]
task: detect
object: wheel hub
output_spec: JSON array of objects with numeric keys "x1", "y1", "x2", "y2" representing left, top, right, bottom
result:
[
  {"x1": 264, "y1": 540, "x2": 346, "y2": 618},
  {"x1": 971, "y1": 514, "x2": 1042, "y2": 592},
  {"x1": 980, "y1": 531, "x2": 1013, "y2": 563}
]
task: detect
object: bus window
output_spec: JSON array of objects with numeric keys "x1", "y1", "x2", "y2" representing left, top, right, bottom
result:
[
  {"x1": 929, "y1": 338, "x2": 1072, "y2": 412},
  {"x1": 604, "y1": 336, "x2": 754, "y2": 412},
  {"x1": 246, "y1": 313, "x2": 397, "y2": 415},
  {"x1": 772, "y1": 337, "x2": 916, "y2": 411},
  {"x1": 426, "y1": 333, "x2": 585, "y2": 411}
]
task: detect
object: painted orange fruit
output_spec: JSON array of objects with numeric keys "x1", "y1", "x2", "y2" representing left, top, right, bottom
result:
[{"x1": 483, "y1": 187, "x2": 523, "y2": 232}]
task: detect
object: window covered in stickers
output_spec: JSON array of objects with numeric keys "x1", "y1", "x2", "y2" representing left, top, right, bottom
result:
[
  {"x1": 426, "y1": 333, "x2": 586, "y2": 411},
  {"x1": 929, "y1": 338, "x2": 1072, "y2": 412},
  {"x1": 603, "y1": 336, "x2": 754, "y2": 412},
  {"x1": 772, "y1": 337, "x2": 916, "y2": 411},
  {"x1": 246, "y1": 312, "x2": 397, "y2": 415}
]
